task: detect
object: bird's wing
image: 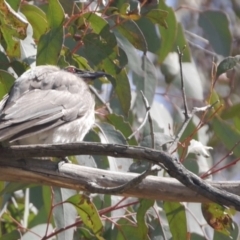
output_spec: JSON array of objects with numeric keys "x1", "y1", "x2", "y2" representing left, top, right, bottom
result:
[
  {"x1": 0, "y1": 88, "x2": 89, "y2": 142},
  {"x1": 0, "y1": 94, "x2": 9, "y2": 113}
]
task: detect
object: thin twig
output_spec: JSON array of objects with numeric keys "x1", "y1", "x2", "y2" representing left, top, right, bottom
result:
[
  {"x1": 169, "y1": 47, "x2": 218, "y2": 152},
  {"x1": 191, "y1": 101, "x2": 218, "y2": 114},
  {"x1": 168, "y1": 46, "x2": 190, "y2": 152},
  {"x1": 89, "y1": 85, "x2": 112, "y2": 114},
  {"x1": 138, "y1": 90, "x2": 156, "y2": 183},
  {"x1": 184, "y1": 30, "x2": 209, "y2": 44},
  {"x1": 201, "y1": 140, "x2": 240, "y2": 179},
  {"x1": 140, "y1": 90, "x2": 155, "y2": 149},
  {"x1": 177, "y1": 46, "x2": 189, "y2": 120},
  {"x1": 127, "y1": 92, "x2": 151, "y2": 140},
  {"x1": 93, "y1": 123, "x2": 109, "y2": 143},
  {"x1": 127, "y1": 112, "x2": 149, "y2": 140},
  {"x1": 85, "y1": 167, "x2": 158, "y2": 194},
  {"x1": 187, "y1": 40, "x2": 218, "y2": 58},
  {"x1": 170, "y1": 101, "x2": 219, "y2": 153}
]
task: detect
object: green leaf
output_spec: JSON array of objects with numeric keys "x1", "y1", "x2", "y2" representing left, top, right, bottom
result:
[
  {"x1": 107, "y1": 114, "x2": 137, "y2": 145},
  {"x1": 115, "y1": 199, "x2": 154, "y2": 240},
  {"x1": 82, "y1": 33, "x2": 120, "y2": 75},
  {"x1": 164, "y1": 202, "x2": 187, "y2": 240},
  {"x1": 136, "y1": 199, "x2": 154, "y2": 238},
  {"x1": 82, "y1": 12, "x2": 111, "y2": 34},
  {"x1": 117, "y1": 3, "x2": 140, "y2": 20},
  {"x1": 221, "y1": 102, "x2": 240, "y2": 120},
  {"x1": 158, "y1": 1, "x2": 177, "y2": 63},
  {"x1": 110, "y1": 70, "x2": 131, "y2": 116},
  {"x1": 141, "y1": 132, "x2": 172, "y2": 150},
  {"x1": 213, "y1": 222, "x2": 239, "y2": 240},
  {"x1": 28, "y1": 205, "x2": 49, "y2": 229},
  {"x1": 136, "y1": 17, "x2": 160, "y2": 53},
  {"x1": 232, "y1": 0, "x2": 240, "y2": 19},
  {"x1": 98, "y1": 122, "x2": 127, "y2": 146},
  {"x1": 216, "y1": 55, "x2": 240, "y2": 78},
  {"x1": 144, "y1": 9, "x2": 168, "y2": 28},
  {"x1": 79, "y1": 13, "x2": 121, "y2": 75},
  {"x1": 22, "y1": 224, "x2": 54, "y2": 239},
  {"x1": 37, "y1": 28, "x2": 63, "y2": 65},
  {"x1": 0, "y1": 181, "x2": 5, "y2": 209},
  {"x1": 0, "y1": 230, "x2": 21, "y2": 240},
  {"x1": 10, "y1": 60, "x2": 28, "y2": 76},
  {"x1": 0, "y1": 51, "x2": 9, "y2": 70},
  {"x1": 0, "y1": 182, "x2": 33, "y2": 196},
  {"x1": 6, "y1": 0, "x2": 20, "y2": 11},
  {"x1": 0, "y1": 0, "x2": 27, "y2": 57},
  {"x1": 115, "y1": 30, "x2": 141, "y2": 72},
  {"x1": 72, "y1": 54, "x2": 91, "y2": 69},
  {"x1": 198, "y1": 10, "x2": 232, "y2": 57},
  {"x1": 115, "y1": 221, "x2": 143, "y2": 240},
  {"x1": 53, "y1": 187, "x2": 77, "y2": 240},
  {"x1": 116, "y1": 20, "x2": 147, "y2": 51},
  {"x1": 74, "y1": 130, "x2": 101, "y2": 168},
  {"x1": 1, "y1": 24, "x2": 21, "y2": 58},
  {"x1": 119, "y1": 3, "x2": 130, "y2": 15},
  {"x1": 202, "y1": 203, "x2": 235, "y2": 236},
  {"x1": 28, "y1": 188, "x2": 49, "y2": 228},
  {"x1": 66, "y1": 194, "x2": 103, "y2": 239},
  {"x1": 0, "y1": 70, "x2": 15, "y2": 99},
  {"x1": 58, "y1": 0, "x2": 75, "y2": 15},
  {"x1": 0, "y1": 0, "x2": 28, "y2": 39},
  {"x1": 212, "y1": 117, "x2": 240, "y2": 157},
  {"x1": 41, "y1": 186, "x2": 52, "y2": 221},
  {"x1": 116, "y1": 226, "x2": 142, "y2": 240},
  {"x1": 97, "y1": 122, "x2": 132, "y2": 172},
  {"x1": 132, "y1": 55, "x2": 157, "y2": 117},
  {"x1": 77, "y1": 227, "x2": 98, "y2": 239},
  {"x1": 36, "y1": 0, "x2": 64, "y2": 65},
  {"x1": 47, "y1": 0, "x2": 64, "y2": 28},
  {"x1": 209, "y1": 89, "x2": 222, "y2": 108},
  {"x1": 21, "y1": 4, "x2": 48, "y2": 40}
]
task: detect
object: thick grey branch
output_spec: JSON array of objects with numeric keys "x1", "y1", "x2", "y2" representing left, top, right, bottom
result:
[
  {"x1": 0, "y1": 157, "x2": 239, "y2": 204},
  {"x1": 1, "y1": 142, "x2": 240, "y2": 210}
]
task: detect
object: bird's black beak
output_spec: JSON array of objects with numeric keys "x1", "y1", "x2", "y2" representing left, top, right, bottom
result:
[{"x1": 64, "y1": 66, "x2": 111, "y2": 80}]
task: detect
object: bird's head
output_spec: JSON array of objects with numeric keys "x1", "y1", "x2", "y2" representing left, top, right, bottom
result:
[{"x1": 64, "y1": 66, "x2": 111, "y2": 81}]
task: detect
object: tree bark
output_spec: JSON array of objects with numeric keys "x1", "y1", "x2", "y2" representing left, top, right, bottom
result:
[{"x1": 1, "y1": 142, "x2": 240, "y2": 210}]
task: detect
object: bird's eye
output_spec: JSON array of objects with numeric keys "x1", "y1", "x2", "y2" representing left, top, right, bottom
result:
[{"x1": 65, "y1": 66, "x2": 76, "y2": 73}]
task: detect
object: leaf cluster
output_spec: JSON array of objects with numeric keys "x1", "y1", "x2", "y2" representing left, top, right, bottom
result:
[{"x1": 0, "y1": 0, "x2": 240, "y2": 240}]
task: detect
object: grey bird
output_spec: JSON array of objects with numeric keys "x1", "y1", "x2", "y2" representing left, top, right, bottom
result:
[{"x1": 0, "y1": 65, "x2": 108, "y2": 145}]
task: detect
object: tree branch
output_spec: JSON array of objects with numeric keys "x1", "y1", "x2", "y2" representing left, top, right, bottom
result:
[
  {"x1": 1, "y1": 142, "x2": 240, "y2": 210},
  {"x1": 0, "y1": 157, "x2": 239, "y2": 204}
]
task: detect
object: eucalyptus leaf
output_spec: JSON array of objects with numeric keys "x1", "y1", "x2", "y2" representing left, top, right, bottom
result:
[
  {"x1": 216, "y1": 55, "x2": 240, "y2": 78},
  {"x1": 52, "y1": 188, "x2": 77, "y2": 240},
  {"x1": 198, "y1": 10, "x2": 232, "y2": 57}
]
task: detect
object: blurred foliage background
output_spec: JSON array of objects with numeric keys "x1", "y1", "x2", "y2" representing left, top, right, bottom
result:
[{"x1": 1, "y1": 0, "x2": 240, "y2": 239}]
